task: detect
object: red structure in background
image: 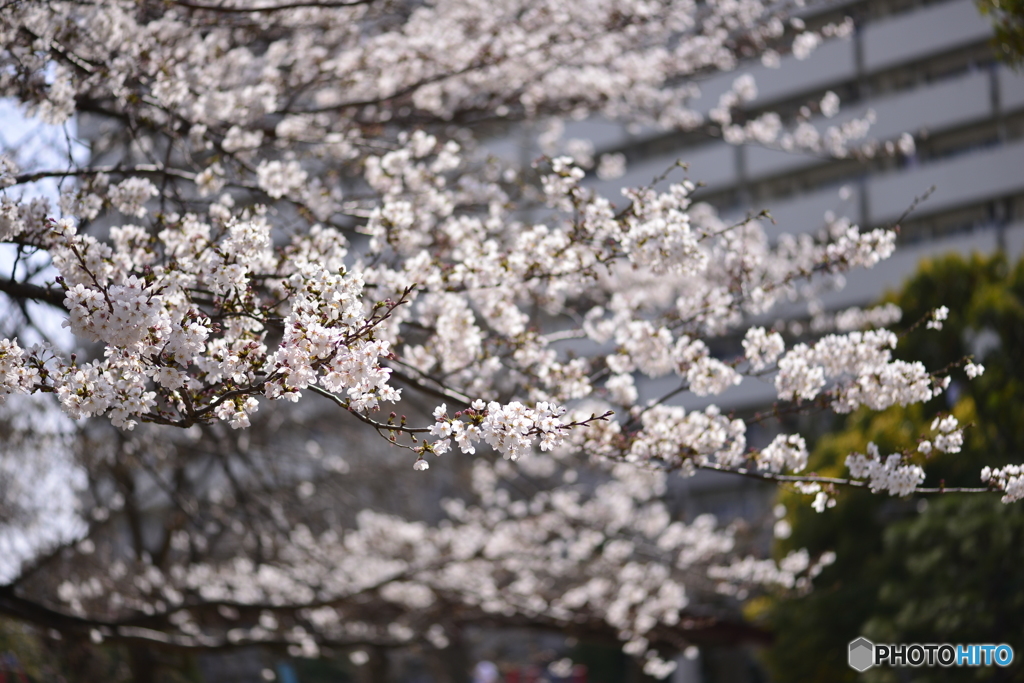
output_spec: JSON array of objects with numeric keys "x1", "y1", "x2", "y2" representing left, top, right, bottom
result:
[{"x1": 0, "y1": 653, "x2": 30, "y2": 683}]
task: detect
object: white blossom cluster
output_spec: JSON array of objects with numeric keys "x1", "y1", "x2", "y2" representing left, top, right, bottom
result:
[
  {"x1": 922, "y1": 414, "x2": 964, "y2": 455},
  {"x1": 756, "y1": 434, "x2": 809, "y2": 474},
  {"x1": 981, "y1": 465, "x2": 1024, "y2": 503},
  {"x1": 742, "y1": 326, "x2": 785, "y2": 371},
  {"x1": 108, "y1": 178, "x2": 158, "y2": 218},
  {"x1": 427, "y1": 400, "x2": 567, "y2": 462},
  {"x1": 788, "y1": 482, "x2": 838, "y2": 513},
  {"x1": 965, "y1": 361, "x2": 985, "y2": 379},
  {"x1": 48, "y1": 449, "x2": 756, "y2": 674},
  {"x1": 0, "y1": 339, "x2": 40, "y2": 402},
  {"x1": 256, "y1": 160, "x2": 308, "y2": 200},
  {"x1": 775, "y1": 329, "x2": 944, "y2": 413},
  {"x1": 810, "y1": 491, "x2": 838, "y2": 513},
  {"x1": 626, "y1": 405, "x2": 747, "y2": 471},
  {"x1": 618, "y1": 181, "x2": 707, "y2": 275},
  {"x1": 0, "y1": 211, "x2": 415, "y2": 430},
  {"x1": 927, "y1": 305, "x2": 950, "y2": 330},
  {"x1": 845, "y1": 443, "x2": 926, "y2": 496},
  {"x1": 0, "y1": 127, "x2": 966, "y2": 486},
  {"x1": 708, "y1": 548, "x2": 836, "y2": 594},
  {"x1": 810, "y1": 302, "x2": 903, "y2": 333}
]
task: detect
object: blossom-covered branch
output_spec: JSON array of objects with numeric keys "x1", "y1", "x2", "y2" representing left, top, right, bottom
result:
[{"x1": 0, "y1": 0, "x2": 1006, "y2": 677}]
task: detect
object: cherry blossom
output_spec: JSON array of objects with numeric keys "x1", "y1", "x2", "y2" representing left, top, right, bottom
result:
[{"x1": 0, "y1": 0, "x2": 1008, "y2": 676}]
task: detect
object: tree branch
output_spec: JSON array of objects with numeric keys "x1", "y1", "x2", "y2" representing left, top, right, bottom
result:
[
  {"x1": 695, "y1": 461, "x2": 993, "y2": 494},
  {"x1": 0, "y1": 278, "x2": 65, "y2": 308},
  {"x1": 168, "y1": 0, "x2": 374, "y2": 13}
]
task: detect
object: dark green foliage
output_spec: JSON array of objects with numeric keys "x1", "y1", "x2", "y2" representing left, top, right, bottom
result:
[{"x1": 979, "y1": 0, "x2": 1024, "y2": 68}]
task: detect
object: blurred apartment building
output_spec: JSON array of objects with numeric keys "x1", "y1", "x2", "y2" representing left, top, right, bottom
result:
[{"x1": 587, "y1": 0, "x2": 1024, "y2": 287}]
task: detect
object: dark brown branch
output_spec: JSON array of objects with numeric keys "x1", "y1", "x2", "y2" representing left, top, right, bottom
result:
[
  {"x1": 0, "y1": 278, "x2": 65, "y2": 308},
  {"x1": 695, "y1": 461, "x2": 993, "y2": 494},
  {"x1": 386, "y1": 362, "x2": 473, "y2": 408},
  {"x1": 168, "y1": 0, "x2": 374, "y2": 13},
  {"x1": 308, "y1": 384, "x2": 433, "y2": 433},
  {"x1": 14, "y1": 164, "x2": 196, "y2": 185}
]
